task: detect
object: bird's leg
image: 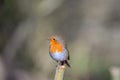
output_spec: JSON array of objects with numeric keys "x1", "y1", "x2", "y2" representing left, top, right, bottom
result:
[
  {"x1": 58, "y1": 61, "x2": 61, "y2": 67},
  {"x1": 60, "y1": 61, "x2": 65, "y2": 66},
  {"x1": 55, "y1": 61, "x2": 60, "y2": 67}
]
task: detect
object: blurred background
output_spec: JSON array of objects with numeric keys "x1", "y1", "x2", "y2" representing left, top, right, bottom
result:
[{"x1": 0, "y1": 0, "x2": 120, "y2": 80}]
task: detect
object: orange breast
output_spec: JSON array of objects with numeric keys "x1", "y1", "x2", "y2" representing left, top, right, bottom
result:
[{"x1": 50, "y1": 41, "x2": 63, "y2": 54}]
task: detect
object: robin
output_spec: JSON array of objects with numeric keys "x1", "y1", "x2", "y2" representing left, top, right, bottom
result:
[{"x1": 49, "y1": 36, "x2": 70, "y2": 67}]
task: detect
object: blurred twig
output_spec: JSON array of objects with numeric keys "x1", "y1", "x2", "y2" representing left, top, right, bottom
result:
[
  {"x1": 54, "y1": 65, "x2": 65, "y2": 80},
  {"x1": 110, "y1": 66, "x2": 120, "y2": 80}
]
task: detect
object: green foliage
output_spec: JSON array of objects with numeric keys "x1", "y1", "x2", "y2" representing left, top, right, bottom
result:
[
  {"x1": 15, "y1": 46, "x2": 34, "y2": 71},
  {"x1": 0, "y1": 0, "x2": 24, "y2": 26}
]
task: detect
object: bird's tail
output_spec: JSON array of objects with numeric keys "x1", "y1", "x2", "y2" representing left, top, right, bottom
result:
[
  {"x1": 60, "y1": 60, "x2": 71, "y2": 67},
  {"x1": 65, "y1": 60, "x2": 71, "y2": 67}
]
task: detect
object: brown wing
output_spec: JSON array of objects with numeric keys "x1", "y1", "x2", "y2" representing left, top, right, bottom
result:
[{"x1": 66, "y1": 47, "x2": 70, "y2": 60}]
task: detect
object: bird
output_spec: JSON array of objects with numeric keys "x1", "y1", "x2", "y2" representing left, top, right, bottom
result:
[{"x1": 49, "y1": 36, "x2": 70, "y2": 67}]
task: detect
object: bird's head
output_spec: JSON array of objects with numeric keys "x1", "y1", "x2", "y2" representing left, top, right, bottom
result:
[
  {"x1": 49, "y1": 37, "x2": 58, "y2": 45},
  {"x1": 49, "y1": 36, "x2": 64, "y2": 46},
  {"x1": 49, "y1": 36, "x2": 65, "y2": 53}
]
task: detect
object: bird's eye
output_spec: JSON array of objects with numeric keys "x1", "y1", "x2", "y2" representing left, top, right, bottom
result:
[{"x1": 53, "y1": 38, "x2": 55, "y2": 40}]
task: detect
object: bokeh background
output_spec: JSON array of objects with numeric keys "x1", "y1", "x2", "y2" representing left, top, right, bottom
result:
[{"x1": 0, "y1": 0, "x2": 120, "y2": 80}]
